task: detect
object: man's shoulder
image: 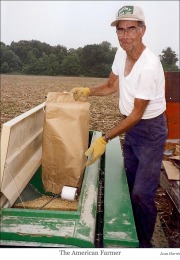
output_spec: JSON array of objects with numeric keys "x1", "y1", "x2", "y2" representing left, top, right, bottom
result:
[
  {"x1": 144, "y1": 48, "x2": 160, "y2": 62},
  {"x1": 114, "y1": 47, "x2": 126, "y2": 63},
  {"x1": 141, "y1": 48, "x2": 162, "y2": 69},
  {"x1": 116, "y1": 47, "x2": 126, "y2": 56}
]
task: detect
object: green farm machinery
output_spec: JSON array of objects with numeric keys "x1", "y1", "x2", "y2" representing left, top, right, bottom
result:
[{"x1": 0, "y1": 103, "x2": 138, "y2": 248}]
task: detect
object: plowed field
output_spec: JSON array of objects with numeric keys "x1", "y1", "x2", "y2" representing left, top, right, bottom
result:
[{"x1": 1, "y1": 74, "x2": 122, "y2": 132}]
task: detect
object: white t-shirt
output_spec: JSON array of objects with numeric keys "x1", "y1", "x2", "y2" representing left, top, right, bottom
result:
[{"x1": 112, "y1": 47, "x2": 166, "y2": 119}]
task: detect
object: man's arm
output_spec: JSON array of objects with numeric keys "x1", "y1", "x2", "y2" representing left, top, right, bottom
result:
[
  {"x1": 89, "y1": 72, "x2": 119, "y2": 96},
  {"x1": 85, "y1": 98, "x2": 150, "y2": 166},
  {"x1": 104, "y1": 98, "x2": 150, "y2": 141},
  {"x1": 71, "y1": 72, "x2": 118, "y2": 100}
]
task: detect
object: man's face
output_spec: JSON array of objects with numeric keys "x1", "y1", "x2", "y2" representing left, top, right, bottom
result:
[{"x1": 116, "y1": 20, "x2": 145, "y2": 52}]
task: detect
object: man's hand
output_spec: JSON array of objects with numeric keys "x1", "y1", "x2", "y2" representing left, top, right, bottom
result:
[
  {"x1": 71, "y1": 87, "x2": 90, "y2": 101},
  {"x1": 85, "y1": 137, "x2": 107, "y2": 166}
]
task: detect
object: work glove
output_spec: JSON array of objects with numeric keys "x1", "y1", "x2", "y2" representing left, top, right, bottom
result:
[
  {"x1": 85, "y1": 137, "x2": 107, "y2": 166},
  {"x1": 71, "y1": 87, "x2": 90, "y2": 101}
]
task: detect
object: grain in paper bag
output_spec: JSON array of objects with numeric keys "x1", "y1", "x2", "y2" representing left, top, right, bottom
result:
[{"x1": 42, "y1": 92, "x2": 90, "y2": 194}]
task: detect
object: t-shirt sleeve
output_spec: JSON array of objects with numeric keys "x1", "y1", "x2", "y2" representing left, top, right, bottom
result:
[
  {"x1": 135, "y1": 68, "x2": 158, "y2": 100},
  {"x1": 112, "y1": 49, "x2": 121, "y2": 76}
]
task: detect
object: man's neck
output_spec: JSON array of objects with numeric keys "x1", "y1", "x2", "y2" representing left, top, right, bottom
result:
[{"x1": 127, "y1": 43, "x2": 146, "y2": 62}]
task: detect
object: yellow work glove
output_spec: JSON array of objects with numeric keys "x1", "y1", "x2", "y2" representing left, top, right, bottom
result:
[
  {"x1": 71, "y1": 87, "x2": 90, "y2": 101},
  {"x1": 85, "y1": 137, "x2": 107, "y2": 166}
]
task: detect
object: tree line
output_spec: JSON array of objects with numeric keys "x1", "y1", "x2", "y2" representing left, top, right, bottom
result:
[
  {"x1": 0, "y1": 40, "x2": 117, "y2": 77},
  {"x1": 0, "y1": 40, "x2": 179, "y2": 77}
]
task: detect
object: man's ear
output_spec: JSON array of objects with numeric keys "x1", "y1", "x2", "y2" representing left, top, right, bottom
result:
[{"x1": 141, "y1": 25, "x2": 146, "y2": 36}]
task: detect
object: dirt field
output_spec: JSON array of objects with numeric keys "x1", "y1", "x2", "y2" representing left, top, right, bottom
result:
[
  {"x1": 1, "y1": 74, "x2": 179, "y2": 247},
  {"x1": 1, "y1": 74, "x2": 122, "y2": 132}
]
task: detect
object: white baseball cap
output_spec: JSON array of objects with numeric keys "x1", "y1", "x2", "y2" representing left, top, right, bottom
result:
[{"x1": 111, "y1": 5, "x2": 145, "y2": 26}]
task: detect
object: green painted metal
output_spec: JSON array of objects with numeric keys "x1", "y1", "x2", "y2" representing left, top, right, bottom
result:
[
  {"x1": 103, "y1": 137, "x2": 139, "y2": 248},
  {"x1": 0, "y1": 131, "x2": 101, "y2": 247},
  {"x1": 29, "y1": 166, "x2": 48, "y2": 195},
  {"x1": 1, "y1": 207, "x2": 80, "y2": 219}
]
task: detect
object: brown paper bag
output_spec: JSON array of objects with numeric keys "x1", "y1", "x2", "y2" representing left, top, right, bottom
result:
[{"x1": 42, "y1": 92, "x2": 90, "y2": 194}]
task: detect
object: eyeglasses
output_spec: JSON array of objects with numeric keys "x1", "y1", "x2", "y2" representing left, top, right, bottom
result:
[{"x1": 116, "y1": 26, "x2": 141, "y2": 37}]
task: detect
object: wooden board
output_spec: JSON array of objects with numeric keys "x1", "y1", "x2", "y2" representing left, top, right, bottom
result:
[{"x1": 1, "y1": 103, "x2": 45, "y2": 207}]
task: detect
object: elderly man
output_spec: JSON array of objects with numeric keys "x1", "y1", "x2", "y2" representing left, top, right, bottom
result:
[{"x1": 71, "y1": 5, "x2": 167, "y2": 248}]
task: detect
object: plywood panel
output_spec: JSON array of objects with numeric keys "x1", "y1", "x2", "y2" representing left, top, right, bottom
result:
[{"x1": 1, "y1": 103, "x2": 45, "y2": 207}]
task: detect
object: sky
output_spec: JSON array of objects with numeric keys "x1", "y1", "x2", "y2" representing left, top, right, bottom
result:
[{"x1": 1, "y1": 1, "x2": 179, "y2": 64}]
